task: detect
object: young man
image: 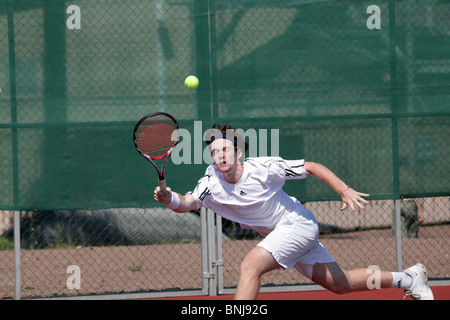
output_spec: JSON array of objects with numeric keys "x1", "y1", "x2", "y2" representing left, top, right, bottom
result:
[{"x1": 154, "y1": 124, "x2": 433, "y2": 300}]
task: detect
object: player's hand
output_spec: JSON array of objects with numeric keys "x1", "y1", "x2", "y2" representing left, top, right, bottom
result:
[
  {"x1": 340, "y1": 188, "x2": 370, "y2": 212},
  {"x1": 154, "y1": 186, "x2": 172, "y2": 205}
]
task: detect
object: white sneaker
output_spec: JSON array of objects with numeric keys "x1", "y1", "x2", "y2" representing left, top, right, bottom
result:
[{"x1": 403, "y1": 263, "x2": 434, "y2": 300}]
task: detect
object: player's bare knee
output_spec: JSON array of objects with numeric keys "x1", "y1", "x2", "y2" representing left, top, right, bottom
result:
[
  {"x1": 239, "y1": 258, "x2": 262, "y2": 279},
  {"x1": 239, "y1": 259, "x2": 255, "y2": 277},
  {"x1": 316, "y1": 278, "x2": 350, "y2": 294},
  {"x1": 330, "y1": 282, "x2": 352, "y2": 294},
  {"x1": 313, "y1": 265, "x2": 352, "y2": 294},
  {"x1": 329, "y1": 271, "x2": 353, "y2": 294}
]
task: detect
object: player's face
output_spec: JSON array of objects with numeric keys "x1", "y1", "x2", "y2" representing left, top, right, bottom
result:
[{"x1": 210, "y1": 139, "x2": 239, "y2": 173}]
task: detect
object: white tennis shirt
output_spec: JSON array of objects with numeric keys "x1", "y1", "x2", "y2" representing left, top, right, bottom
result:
[{"x1": 190, "y1": 157, "x2": 309, "y2": 228}]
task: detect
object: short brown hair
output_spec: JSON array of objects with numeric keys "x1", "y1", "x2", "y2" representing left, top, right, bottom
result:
[{"x1": 205, "y1": 124, "x2": 249, "y2": 152}]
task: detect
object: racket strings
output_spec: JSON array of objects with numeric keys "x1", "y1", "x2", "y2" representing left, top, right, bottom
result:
[{"x1": 136, "y1": 119, "x2": 178, "y2": 159}]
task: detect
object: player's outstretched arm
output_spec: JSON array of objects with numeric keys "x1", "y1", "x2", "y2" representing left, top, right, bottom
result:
[
  {"x1": 304, "y1": 161, "x2": 370, "y2": 212},
  {"x1": 154, "y1": 186, "x2": 197, "y2": 213}
]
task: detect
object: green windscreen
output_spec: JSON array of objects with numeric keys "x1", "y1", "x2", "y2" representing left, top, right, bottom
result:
[{"x1": 1, "y1": 0, "x2": 449, "y2": 210}]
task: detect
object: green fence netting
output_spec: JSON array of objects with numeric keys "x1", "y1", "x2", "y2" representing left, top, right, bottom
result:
[{"x1": 1, "y1": 0, "x2": 449, "y2": 210}]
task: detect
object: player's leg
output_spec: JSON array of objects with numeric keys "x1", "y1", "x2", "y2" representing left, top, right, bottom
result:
[
  {"x1": 310, "y1": 262, "x2": 434, "y2": 299},
  {"x1": 234, "y1": 246, "x2": 281, "y2": 300},
  {"x1": 311, "y1": 262, "x2": 393, "y2": 294}
]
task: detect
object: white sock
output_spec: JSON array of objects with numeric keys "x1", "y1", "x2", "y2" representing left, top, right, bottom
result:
[{"x1": 391, "y1": 272, "x2": 413, "y2": 290}]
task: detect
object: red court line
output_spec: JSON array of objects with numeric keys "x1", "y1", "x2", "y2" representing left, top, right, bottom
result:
[{"x1": 148, "y1": 286, "x2": 449, "y2": 300}]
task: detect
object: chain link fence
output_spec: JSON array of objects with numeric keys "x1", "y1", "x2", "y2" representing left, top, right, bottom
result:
[
  {"x1": 1, "y1": 0, "x2": 449, "y2": 299},
  {"x1": 0, "y1": 197, "x2": 448, "y2": 298},
  {"x1": 0, "y1": 208, "x2": 205, "y2": 299}
]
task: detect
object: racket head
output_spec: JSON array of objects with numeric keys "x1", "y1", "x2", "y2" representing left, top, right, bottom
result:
[{"x1": 133, "y1": 112, "x2": 179, "y2": 162}]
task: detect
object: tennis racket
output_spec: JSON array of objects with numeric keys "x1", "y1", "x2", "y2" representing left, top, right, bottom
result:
[{"x1": 133, "y1": 112, "x2": 179, "y2": 193}]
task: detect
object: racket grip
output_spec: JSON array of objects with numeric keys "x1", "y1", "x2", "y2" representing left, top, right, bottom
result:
[{"x1": 159, "y1": 179, "x2": 167, "y2": 193}]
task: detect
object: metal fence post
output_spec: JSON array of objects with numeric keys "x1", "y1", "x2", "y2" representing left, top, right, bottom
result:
[
  {"x1": 394, "y1": 199, "x2": 403, "y2": 272},
  {"x1": 201, "y1": 209, "x2": 224, "y2": 296},
  {"x1": 14, "y1": 211, "x2": 21, "y2": 300},
  {"x1": 215, "y1": 214, "x2": 224, "y2": 294},
  {"x1": 208, "y1": 209, "x2": 216, "y2": 295},
  {"x1": 200, "y1": 207, "x2": 209, "y2": 295}
]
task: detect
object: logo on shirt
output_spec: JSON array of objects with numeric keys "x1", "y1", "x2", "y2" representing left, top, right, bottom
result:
[
  {"x1": 199, "y1": 187, "x2": 211, "y2": 201},
  {"x1": 284, "y1": 169, "x2": 298, "y2": 177},
  {"x1": 239, "y1": 190, "x2": 247, "y2": 196},
  {"x1": 284, "y1": 163, "x2": 304, "y2": 177}
]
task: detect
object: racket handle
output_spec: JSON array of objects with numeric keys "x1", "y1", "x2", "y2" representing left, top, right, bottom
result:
[{"x1": 159, "y1": 179, "x2": 167, "y2": 193}]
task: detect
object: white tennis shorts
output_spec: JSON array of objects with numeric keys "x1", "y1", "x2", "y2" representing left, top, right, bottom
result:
[{"x1": 252, "y1": 209, "x2": 335, "y2": 280}]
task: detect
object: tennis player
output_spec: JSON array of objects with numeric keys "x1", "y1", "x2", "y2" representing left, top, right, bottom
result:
[{"x1": 154, "y1": 124, "x2": 433, "y2": 300}]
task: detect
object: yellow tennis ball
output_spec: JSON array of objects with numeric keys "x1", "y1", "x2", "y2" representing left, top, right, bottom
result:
[{"x1": 184, "y1": 75, "x2": 199, "y2": 90}]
